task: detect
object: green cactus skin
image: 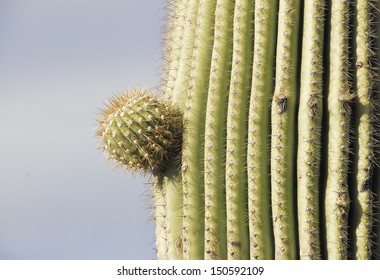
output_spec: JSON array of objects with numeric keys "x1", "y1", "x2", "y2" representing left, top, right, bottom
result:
[
  {"x1": 203, "y1": 0, "x2": 234, "y2": 260},
  {"x1": 225, "y1": 0, "x2": 254, "y2": 260},
  {"x1": 163, "y1": 0, "x2": 187, "y2": 101},
  {"x1": 297, "y1": 0, "x2": 325, "y2": 260},
  {"x1": 270, "y1": 0, "x2": 300, "y2": 260},
  {"x1": 247, "y1": 0, "x2": 276, "y2": 260},
  {"x1": 181, "y1": 0, "x2": 216, "y2": 259},
  {"x1": 349, "y1": 0, "x2": 377, "y2": 260},
  {"x1": 324, "y1": 0, "x2": 352, "y2": 260},
  {"x1": 152, "y1": 175, "x2": 169, "y2": 260},
  {"x1": 171, "y1": 0, "x2": 199, "y2": 108},
  {"x1": 154, "y1": 162, "x2": 183, "y2": 260}
]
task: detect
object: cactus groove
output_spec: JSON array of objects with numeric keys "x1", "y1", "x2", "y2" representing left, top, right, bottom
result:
[
  {"x1": 349, "y1": 0, "x2": 376, "y2": 260},
  {"x1": 97, "y1": 0, "x2": 380, "y2": 260}
]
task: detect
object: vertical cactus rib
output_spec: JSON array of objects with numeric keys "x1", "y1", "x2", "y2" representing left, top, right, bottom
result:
[
  {"x1": 325, "y1": 0, "x2": 352, "y2": 260},
  {"x1": 158, "y1": 162, "x2": 184, "y2": 259},
  {"x1": 171, "y1": 0, "x2": 199, "y2": 107},
  {"x1": 181, "y1": 0, "x2": 216, "y2": 259},
  {"x1": 297, "y1": 0, "x2": 325, "y2": 260},
  {"x1": 153, "y1": 175, "x2": 169, "y2": 260},
  {"x1": 350, "y1": 0, "x2": 377, "y2": 260},
  {"x1": 203, "y1": 0, "x2": 234, "y2": 260},
  {"x1": 247, "y1": 0, "x2": 276, "y2": 260},
  {"x1": 163, "y1": 0, "x2": 187, "y2": 100},
  {"x1": 225, "y1": 0, "x2": 254, "y2": 260},
  {"x1": 270, "y1": 0, "x2": 301, "y2": 260}
]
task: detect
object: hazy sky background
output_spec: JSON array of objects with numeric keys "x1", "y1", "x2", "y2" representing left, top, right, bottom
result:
[{"x1": 0, "y1": 0, "x2": 167, "y2": 259}]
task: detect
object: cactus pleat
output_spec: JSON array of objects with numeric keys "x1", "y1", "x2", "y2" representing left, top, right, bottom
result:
[
  {"x1": 96, "y1": 0, "x2": 380, "y2": 260},
  {"x1": 181, "y1": 0, "x2": 216, "y2": 259},
  {"x1": 225, "y1": 0, "x2": 254, "y2": 260},
  {"x1": 270, "y1": 0, "x2": 300, "y2": 260},
  {"x1": 349, "y1": 0, "x2": 377, "y2": 260},
  {"x1": 203, "y1": 0, "x2": 234, "y2": 260},
  {"x1": 297, "y1": 0, "x2": 325, "y2": 260},
  {"x1": 163, "y1": 0, "x2": 187, "y2": 101},
  {"x1": 152, "y1": 175, "x2": 169, "y2": 260},
  {"x1": 171, "y1": 0, "x2": 199, "y2": 108},
  {"x1": 324, "y1": 0, "x2": 352, "y2": 260},
  {"x1": 155, "y1": 162, "x2": 183, "y2": 259},
  {"x1": 247, "y1": 0, "x2": 276, "y2": 260}
]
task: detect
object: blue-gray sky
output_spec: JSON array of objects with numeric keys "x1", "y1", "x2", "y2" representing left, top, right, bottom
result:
[{"x1": 0, "y1": 0, "x2": 167, "y2": 259}]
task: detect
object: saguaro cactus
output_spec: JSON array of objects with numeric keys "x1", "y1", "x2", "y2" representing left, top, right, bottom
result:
[{"x1": 97, "y1": 0, "x2": 380, "y2": 260}]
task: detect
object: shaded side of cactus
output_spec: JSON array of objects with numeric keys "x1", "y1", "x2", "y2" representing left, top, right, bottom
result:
[{"x1": 348, "y1": 0, "x2": 377, "y2": 260}]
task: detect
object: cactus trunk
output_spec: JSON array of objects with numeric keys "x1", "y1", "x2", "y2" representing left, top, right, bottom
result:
[{"x1": 97, "y1": 0, "x2": 380, "y2": 260}]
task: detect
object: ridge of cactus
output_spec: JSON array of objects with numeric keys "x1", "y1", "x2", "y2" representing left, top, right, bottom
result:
[
  {"x1": 162, "y1": 0, "x2": 187, "y2": 101},
  {"x1": 203, "y1": 0, "x2": 234, "y2": 260},
  {"x1": 225, "y1": 0, "x2": 254, "y2": 260},
  {"x1": 152, "y1": 174, "x2": 169, "y2": 260},
  {"x1": 247, "y1": 0, "x2": 276, "y2": 260},
  {"x1": 297, "y1": 0, "x2": 325, "y2": 260},
  {"x1": 270, "y1": 0, "x2": 301, "y2": 260},
  {"x1": 349, "y1": 0, "x2": 377, "y2": 260},
  {"x1": 154, "y1": 161, "x2": 183, "y2": 259},
  {"x1": 180, "y1": 0, "x2": 216, "y2": 259},
  {"x1": 324, "y1": 0, "x2": 352, "y2": 260}
]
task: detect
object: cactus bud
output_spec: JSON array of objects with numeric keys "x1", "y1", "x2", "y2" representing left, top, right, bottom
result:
[{"x1": 97, "y1": 89, "x2": 183, "y2": 173}]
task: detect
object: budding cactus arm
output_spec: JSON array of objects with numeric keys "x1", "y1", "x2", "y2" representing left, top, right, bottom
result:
[
  {"x1": 97, "y1": 90, "x2": 183, "y2": 260},
  {"x1": 203, "y1": 0, "x2": 234, "y2": 260},
  {"x1": 297, "y1": 0, "x2": 325, "y2": 260},
  {"x1": 181, "y1": 0, "x2": 216, "y2": 259},
  {"x1": 271, "y1": 0, "x2": 300, "y2": 260},
  {"x1": 247, "y1": 0, "x2": 276, "y2": 260},
  {"x1": 325, "y1": 0, "x2": 351, "y2": 259}
]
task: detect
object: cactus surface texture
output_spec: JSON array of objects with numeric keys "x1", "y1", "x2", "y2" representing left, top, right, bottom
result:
[{"x1": 97, "y1": 0, "x2": 380, "y2": 259}]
